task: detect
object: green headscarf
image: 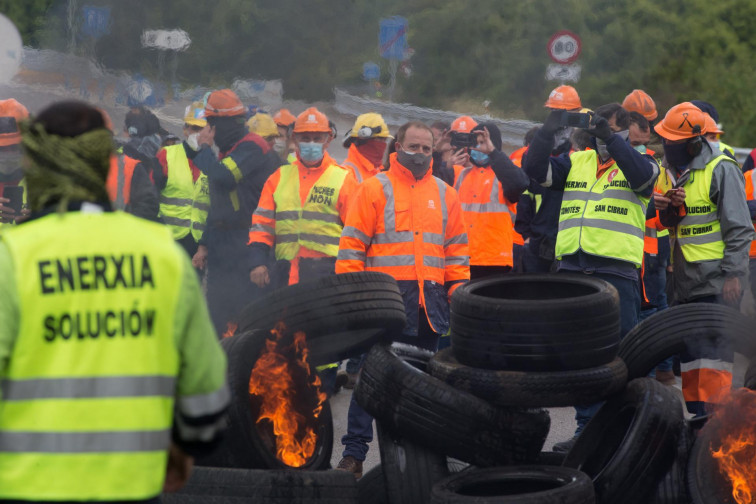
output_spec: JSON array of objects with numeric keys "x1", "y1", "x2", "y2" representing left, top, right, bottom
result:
[{"x1": 20, "y1": 121, "x2": 113, "y2": 212}]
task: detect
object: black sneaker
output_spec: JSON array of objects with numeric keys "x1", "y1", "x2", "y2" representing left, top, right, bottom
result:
[
  {"x1": 552, "y1": 436, "x2": 578, "y2": 453},
  {"x1": 334, "y1": 372, "x2": 349, "y2": 394}
]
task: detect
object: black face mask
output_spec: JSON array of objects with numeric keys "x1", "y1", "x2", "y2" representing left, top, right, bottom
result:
[
  {"x1": 663, "y1": 141, "x2": 694, "y2": 168},
  {"x1": 397, "y1": 150, "x2": 432, "y2": 179},
  {"x1": 208, "y1": 116, "x2": 246, "y2": 153}
]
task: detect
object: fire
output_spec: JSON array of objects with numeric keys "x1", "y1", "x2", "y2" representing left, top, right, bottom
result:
[
  {"x1": 222, "y1": 322, "x2": 237, "y2": 339},
  {"x1": 709, "y1": 388, "x2": 756, "y2": 504},
  {"x1": 248, "y1": 322, "x2": 327, "y2": 467}
]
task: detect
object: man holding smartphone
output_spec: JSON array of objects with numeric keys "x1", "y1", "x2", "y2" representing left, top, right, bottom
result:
[
  {"x1": 0, "y1": 99, "x2": 30, "y2": 228},
  {"x1": 655, "y1": 102, "x2": 752, "y2": 417},
  {"x1": 524, "y1": 102, "x2": 660, "y2": 451}
]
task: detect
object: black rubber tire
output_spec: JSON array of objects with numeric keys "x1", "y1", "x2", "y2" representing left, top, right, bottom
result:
[
  {"x1": 357, "y1": 466, "x2": 389, "y2": 504},
  {"x1": 649, "y1": 418, "x2": 692, "y2": 504},
  {"x1": 536, "y1": 451, "x2": 567, "y2": 466},
  {"x1": 687, "y1": 422, "x2": 736, "y2": 504},
  {"x1": 618, "y1": 304, "x2": 755, "y2": 379},
  {"x1": 430, "y1": 466, "x2": 595, "y2": 504},
  {"x1": 162, "y1": 466, "x2": 357, "y2": 504},
  {"x1": 354, "y1": 344, "x2": 551, "y2": 467},
  {"x1": 376, "y1": 422, "x2": 450, "y2": 504},
  {"x1": 450, "y1": 274, "x2": 620, "y2": 371},
  {"x1": 196, "y1": 330, "x2": 333, "y2": 470},
  {"x1": 237, "y1": 272, "x2": 406, "y2": 365},
  {"x1": 562, "y1": 378, "x2": 684, "y2": 504},
  {"x1": 428, "y1": 348, "x2": 627, "y2": 407}
]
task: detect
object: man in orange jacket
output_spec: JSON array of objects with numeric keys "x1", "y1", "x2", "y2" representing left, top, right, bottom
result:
[
  {"x1": 335, "y1": 121, "x2": 470, "y2": 478},
  {"x1": 453, "y1": 121, "x2": 529, "y2": 278},
  {"x1": 248, "y1": 107, "x2": 358, "y2": 288},
  {"x1": 0, "y1": 99, "x2": 30, "y2": 227},
  {"x1": 341, "y1": 113, "x2": 391, "y2": 183}
]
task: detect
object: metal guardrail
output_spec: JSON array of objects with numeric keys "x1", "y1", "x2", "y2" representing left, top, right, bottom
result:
[{"x1": 333, "y1": 87, "x2": 538, "y2": 147}]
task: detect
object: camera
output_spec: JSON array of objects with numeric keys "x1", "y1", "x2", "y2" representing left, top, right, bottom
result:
[
  {"x1": 450, "y1": 131, "x2": 477, "y2": 149},
  {"x1": 560, "y1": 111, "x2": 592, "y2": 129}
]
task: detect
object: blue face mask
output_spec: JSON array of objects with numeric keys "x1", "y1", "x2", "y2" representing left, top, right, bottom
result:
[
  {"x1": 470, "y1": 148, "x2": 490, "y2": 167},
  {"x1": 634, "y1": 144, "x2": 647, "y2": 154},
  {"x1": 299, "y1": 142, "x2": 324, "y2": 163}
]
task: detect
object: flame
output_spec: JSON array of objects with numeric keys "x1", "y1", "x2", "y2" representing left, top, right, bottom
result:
[
  {"x1": 248, "y1": 322, "x2": 327, "y2": 467},
  {"x1": 223, "y1": 322, "x2": 238, "y2": 339},
  {"x1": 708, "y1": 388, "x2": 756, "y2": 504}
]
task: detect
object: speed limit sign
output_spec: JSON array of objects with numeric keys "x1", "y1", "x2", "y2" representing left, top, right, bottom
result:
[{"x1": 547, "y1": 30, "x2": 581, "y2": 64}]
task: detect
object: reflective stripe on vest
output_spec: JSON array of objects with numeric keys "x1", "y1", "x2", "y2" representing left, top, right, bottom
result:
[
  {"x1": 106, "y1": 155, "x2": 136, "y2": 211},
  {"x1": 272, "y1": 164, "x2": 348, "y2": 260},
  {"x1": 191, "y1": 174, "x2": 210, "y2": 241},
  {"x1": 159, "y1": 144, "x2": 194, "y2": 239},
  {"x1": 0, "y1": 211, "x2": 184, "y2": 500},
  {"x1": 453, "y1": 167, "x2": 515, "y2": 219},
  {"x1": 746, "y1": 168, "x2": 756, "y2": 258},
  {"x1": 556, "y1": 150, "x2": 649, "y2": 266},
  {"x1": 366, "y1": 173, "x2": 453, "y2": 273},
  {"x1": 676, "y1": 155, "x2": 729, "y2": 262},
  {"x1": 342, "y1": 160, "x2": 362, "y2": 183}
]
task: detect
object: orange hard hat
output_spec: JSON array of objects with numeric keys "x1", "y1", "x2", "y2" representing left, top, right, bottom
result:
[
  {"x1": 704, "y1": 114, "x2": 723, "y2": 135},
  {"x1": 293, "y1": 107, "x2": 330, "y2": 134},
  {"x1": 273, "y1": 108, "x2": 297, "y2": 127},
  {"x1": 0, "y1": 99, "x2": 29, "y2": 147},
  {"x1": 204, "y1": 89, "x2": 245, "y2": 117},
  {"x1": 544, "y1": 85, "x2": 582, "y2": 110},
  {"x1": 451, "y1": 116, "x2": 478, "y2": 133},
  {"x1": 622, "y1": 89, "x2": 658, "y2": 121},
  {"x1": 654, "y1": 102, "x2": 708, "y2": 141}
]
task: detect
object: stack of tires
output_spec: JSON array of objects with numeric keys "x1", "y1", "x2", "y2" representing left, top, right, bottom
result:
[{"x1": 166, "y1": 272, "x2": 407, "y2": 504}]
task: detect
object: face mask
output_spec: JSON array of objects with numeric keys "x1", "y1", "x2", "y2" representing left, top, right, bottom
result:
[
  {"x1": 397, "y1": 150, "x2": 432, "y2": 178},
  {"x1": 186, "y1": 133, "x2": 200, "y2": 151},
  {"x1": 274, "y1": 138, "x2": 287, "y2": 155},
  {"x1": 299, "y1": 142, "x2": 324, "y2": 164},
  {"x1": 615, "y1": 130, "x2": 629, "y2": 142},
  {"x1": 711, "y1": 141, "x2": 721, "y2": 150},
  {"x1": 0, "y1": 150, "x2": 22, "y2": 179},
  {"x1": 663, "y1": 142, "x2": 694, "y2": 168},
  {"x1": 358, "y1": 139, "x2": 388, "y2": 168},
  {"x1": 633, "y1": 145, "x2": 647, "y2": 154},
  {"x1": 596, "y1": 139, "x2": 610, "y2": 161},
  {"x1": 470, "y1": 148, "x2": 490, "y2": 167}
]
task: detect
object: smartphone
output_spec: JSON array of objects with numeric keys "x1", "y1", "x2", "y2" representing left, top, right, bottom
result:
[
  {"x1": 560, "y1": 111, "x2": 592, "y2": 129},
  {"x1": 2, "y1": 186, "x2": 23, "y2": 215},
  {"x1": 450, "y1": 131, "x2": 477, "y2": 149}
]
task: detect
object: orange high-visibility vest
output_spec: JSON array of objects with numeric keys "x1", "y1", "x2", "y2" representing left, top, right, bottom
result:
[
  {"x1": 453, "y1": 165, "x2": 516, "y2": 267},
  {"x1": 744, "y1": 168, "x2": 756, "y2": 258},
  {"x1": 106, "y1": 155, "x2": 138, "y2": 210}
]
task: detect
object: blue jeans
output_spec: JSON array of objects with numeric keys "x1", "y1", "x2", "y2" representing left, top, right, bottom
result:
[
  {"x1": 521, "y1": 243, "x2": 554, "y2": 273},
  {"x1": 572, "y1": 271, "x2": 641, "y2": 433}
]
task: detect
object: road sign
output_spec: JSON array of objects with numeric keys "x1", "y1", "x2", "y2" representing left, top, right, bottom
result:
[
  {"x1": 379, "y1": 17, "x2": 408, "y2": 61},
  {"x1": 81, "y1": 5, "x2": 110, "y2": 39},
  {"x1": 546, "y1": 63, "x2": 582, "y2": 83},
  {"x1": 363, "y1": 62, "x2": 380, "y2": 81},
  {"x1": 547, "y1": 30, "x2": 581, "y2": 64},
  {"x1": 141, "y1": 29, "x2": 191, "y2": 51},
  {"x1": 0, "y1": 14, "x2": 22, "y2": 84}
]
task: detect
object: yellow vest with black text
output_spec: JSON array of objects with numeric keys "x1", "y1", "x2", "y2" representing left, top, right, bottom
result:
[
  {"x1": 159, "y1": 144, "x2": 210, "y2": 242},
  {"x1": 0, "y1": 177, "x2": 26, "y2": 232},
  {"x1": 0, "y1": 211, "x2": 184, "y2": 500},
  {"x1": 273, "y1": 163, "x2": 348, "y2": 260},
  {"x1": 556, "y1": 150, "x2": 649, "y2": 266},
  {"x1": 675, "y1": 155, "x2": 729, "y2": 262}
]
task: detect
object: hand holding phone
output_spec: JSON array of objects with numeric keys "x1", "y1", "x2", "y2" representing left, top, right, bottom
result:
[{"x1": 1, "y1": 186, "x2": 23, "y2": 223}]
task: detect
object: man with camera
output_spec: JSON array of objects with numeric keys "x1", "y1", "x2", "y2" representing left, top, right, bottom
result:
[
  {"x1": 448, "y1": 116, "x2": 529, "y2": 278},
  {"x1": 655, "y1": 102, "x2": 752, "y2": 417},
  {"x1": 524, "y1": 103, "x2": 659, "y2": 451}
]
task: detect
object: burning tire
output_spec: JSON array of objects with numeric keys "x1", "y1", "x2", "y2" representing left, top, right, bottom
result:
[
  {"x1": 450, "y1": 274, "x2": 620, "y2": 371},
  {"x1": 429, "y1": 466, "x2": 595, "y2": 504},
  {"x1": 162, "y1": 466, "x2": 357, "y2": 504},
  {"x1": 354, "y1": 344, "x2": 551, "y2": 467},
  {"x1": 562, "y1": 378, "x2": 683, "y2": 504},
  {"x1": 618, "y1": 303, "x2": 754, "y2": 379},
  {"x1": 196, "y1": 330, "x2": 333, "y2": 471},
  {"x1": 376, "y1": 422, "x2": 450, "y2": 504},
  {"x1": 428, "y1": 348, "x2": 627, "y2": 407},
  {"x1": 237, "y1": 272, "x2": 406, "y2": 366}
]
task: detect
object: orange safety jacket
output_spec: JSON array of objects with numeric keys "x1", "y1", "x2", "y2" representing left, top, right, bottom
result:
[
  {"x1": 106, "y1": 154, "x2": 137, "y2": 210},
  {"x1": 249, "y1": 152, "x2": 358, "y2": 284},
  {"x1": 337, "y1": 153, "x2": 470, "y2": 335},
  {"x1": 453, "y1": 164, "x2": 517, "y2": 267},
  {"x1": 509, "y1": 146, "x2": 528, "y2": 168},
  {"x1": 341, "y1": 144, "x2": 382, "y2": 184},
  {"x1": 744, "y1": 168, "x2": 756, "y2": 258}
]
